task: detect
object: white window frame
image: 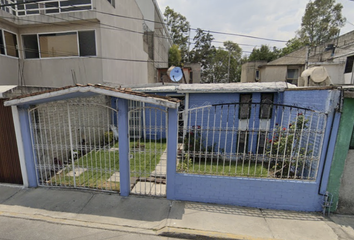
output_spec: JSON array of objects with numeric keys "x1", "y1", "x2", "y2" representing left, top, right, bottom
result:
[
  {"x1": 21, "y1": 29, "x2": 97, "y2": 60},
  {"x1": 0, "y1": 29, "x2": 19, "y2": 59},
  {"x1": 15, "y1": 0, "x2": 93, "y2": 17}
]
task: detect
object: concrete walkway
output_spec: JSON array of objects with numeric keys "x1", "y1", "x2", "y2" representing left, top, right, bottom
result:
[{"x1": 0, "y1": 185, "x2": 353, "y2": 240}]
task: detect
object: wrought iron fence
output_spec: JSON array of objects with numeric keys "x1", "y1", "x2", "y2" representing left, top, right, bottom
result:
[
  {"x1": 29, "y1": 97, "x2": 120, "y2": 192},
  {"x1": 177, "y1": 103, "x2": 327, "y2": 181},
  {"x1": 129, "y1": 104, "x2": 168, "y2": 197},
  {"x1": 1, "y1": 0, "x2": 92, "y2": 17}
]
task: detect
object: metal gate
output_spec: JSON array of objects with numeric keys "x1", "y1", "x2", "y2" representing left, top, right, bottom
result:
[
  {"x1": 29, "y1": 98, "x2": 120, "y2": 192},
  {"x1": 129, "y1": 104, "x2": 168, "y2": 197},
  {"x1": 177, "y1": 102, "x2": 327, "y2": 181}
]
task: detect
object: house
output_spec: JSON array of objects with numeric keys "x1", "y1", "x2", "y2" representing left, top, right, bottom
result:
[
  {"x1": 0, "y1": 0, "x2": 171, "y2": 88},
  {"x1": 241, "y1": 30, "x2": 354, "y2": 86},
  {"x1": 157, "y1": 63, "x2": 202, "y2": 84},
  {"x1": 0, "y1": 0, "x2": 171, "y2": 185}
]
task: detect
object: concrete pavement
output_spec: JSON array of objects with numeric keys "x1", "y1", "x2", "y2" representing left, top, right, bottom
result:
[{"x1": 0, "y1": 185, "x2": 353, "y2": 240}]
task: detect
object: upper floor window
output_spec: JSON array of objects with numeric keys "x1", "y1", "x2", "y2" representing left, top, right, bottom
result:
[
  {"x1": 23, "y1": 30, "x2": 96, "y2": 59},
  {"x1": 344, "y1": 56, "x2": 354, "y2": 74},
  {"x1": 0, "y1": 29, "x2": 19, "y2": 58},
  {"x1": 287, "y1": 68, "x2": 299, "y2": 85}
]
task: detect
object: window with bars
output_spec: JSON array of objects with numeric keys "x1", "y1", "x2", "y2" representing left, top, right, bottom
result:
[
  {"x1": 260, "y1": 93, "x2": 274, "y2": 119},
  {"x1": 239, "y1": 94, "x2": 252, "y2": 119}
]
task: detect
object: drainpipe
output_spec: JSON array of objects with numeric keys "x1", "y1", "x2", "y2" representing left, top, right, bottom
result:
[{"x1": 317, "y1": 92, "x2": 341, "y2": 215}]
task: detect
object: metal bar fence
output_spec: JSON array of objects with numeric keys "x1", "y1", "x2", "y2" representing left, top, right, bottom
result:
[
  {"x1": 177, "y1": 103, "x2": 327, "y2": 181},
  {"x1": 128, "y1": 102, "x2": 168, "y2": 197},
  {"x1": 1, "y1": 0, "x2": 92, "y2": 17},
  {"x1": 29, "y1": 97, "x2": 120, "y2": 192}
]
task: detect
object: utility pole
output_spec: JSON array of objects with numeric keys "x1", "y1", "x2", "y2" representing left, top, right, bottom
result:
[{"x1": 228, "y1": 51, "x2": 231, "y2": 83}]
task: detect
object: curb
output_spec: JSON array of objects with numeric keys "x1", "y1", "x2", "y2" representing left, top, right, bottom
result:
[{"x1": 157, "y1": 227, "x2": 280, "y2": 240}]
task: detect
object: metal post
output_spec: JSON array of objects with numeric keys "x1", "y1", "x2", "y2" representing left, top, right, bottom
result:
[
  {"x1": 118, "y1": 99, "x2": 130, "y2": 197},
  {"x1": 166, "y1": 107, "x2": 178, "y2": 200}
]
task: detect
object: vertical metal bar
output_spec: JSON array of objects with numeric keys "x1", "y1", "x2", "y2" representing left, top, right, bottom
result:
[
  {"x1": 221, "y1": 106, "x2": 229, "y2": 174},
  {"x1": 216, "y1": 106, "x2": 223, "y2": 174},
  {"x1": 210, "y1": 106, "x2": 217, "y2": 174},
  {"x1": 192, "y1": 108, "x2": 198, "y2": 172},
  {"x1": 314, "y1": 114, "x2": 327, "y2": 179},
  {"x1": 46, "y1": 105, "x2": 56, "y2": 186},
  {"x1": 40, "y1": 106, "x2": 50, "y2": 185},
  {"x1": 199, "y1": 108, "x2": 204, "y2": 173},
  {"x1": 280, "y1": 107, "x2": 293, "y2": 178},
  {"x1": 274, "y1": 106, "x2": 285, "y2": 178},
  {"x1": 29, "y1": 109, "x2": 41, "y2": 186},
  {"x1": 229, "y1": 104, "x2": 237, "y2": 175},
  {"x1": 204, "y1": 107, "x2": 211, "y2": 173},
  {"x1": 287, "y1": 109, "x2": 299, "y2": 179},
  {"x1": 294, "y1": 110, "x2": 307, "y2": 178},
  {"x1": 67, "y1": 103, "x2": 76, "y2": 188}
]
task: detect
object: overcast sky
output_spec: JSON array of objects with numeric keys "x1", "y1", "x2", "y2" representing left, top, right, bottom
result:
[{"x1": 155, "y1": 0, "x2": 354, "y2": 55}]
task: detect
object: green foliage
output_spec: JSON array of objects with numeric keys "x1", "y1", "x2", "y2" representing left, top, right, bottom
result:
[
  {"x1": 248, "y1": 45, "x2": 281, "y2": 62},
  {"x1": 202, "y1": 41, "x2": 242, "y2": 83},
  {"x1": 267, "y1": 114, "x2": 309, "y2": 178},
  {"x1": 280, "y1": 38, "x2": 305, "y2": 57},
  {"x1": 184, "y1": 125, "x2": 205, "y2": 152},
  {"x1": 164, "y1": 6, "x2": 190, "y2": 62},
  {"x1": 178, "y1": 154, "x2": 193, "y2": 172},
  {"x1": 297, "y1": 0, "x2": 346, "y2": 46},
  {"x1": 103, "y1": 131, "x2": 114, "y2": 146},
  {"x1": 168, "y1": 44, "x2": 182, "y2": 67}
]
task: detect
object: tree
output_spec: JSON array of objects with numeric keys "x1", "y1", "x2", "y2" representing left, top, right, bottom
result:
[
  {"x1": 164, "y1": 6, "x2": 190, "y2": 62},
  {"x1": 189, "y1": 29, "x2": 215, "y2": 67},
  {"x1": 168, "y1": 44, "x2": 181, "y2": 67},
  {"x1": 204, "y1": 41, "x2": 242, "y2": 83},
  {"x1": 189, "y1": 29, "x2": 216, "y2": 82},
  {"x1": 297, "y1": 0, "x2": 346, "y2": 46},
  {"x1": 248, "y1": 45, "x2": 280, "y2": 62},
  {"x1": 280, "y1": 38, "x2": 305, "y2": 57}
]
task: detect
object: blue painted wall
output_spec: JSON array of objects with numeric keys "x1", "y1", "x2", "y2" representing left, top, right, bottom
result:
[{"x1": 166, "y1": 89, "x2": 340, "y2": 211}]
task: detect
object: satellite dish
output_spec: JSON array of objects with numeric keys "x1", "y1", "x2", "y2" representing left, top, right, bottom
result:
[{"x1": 167, "y1": 66, "x2": 183, "y2": 82}]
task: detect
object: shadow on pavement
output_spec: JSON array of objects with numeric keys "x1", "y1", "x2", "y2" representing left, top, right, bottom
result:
[{"x1": 0, "y1": 186, "x2": 185, "y2": 222}]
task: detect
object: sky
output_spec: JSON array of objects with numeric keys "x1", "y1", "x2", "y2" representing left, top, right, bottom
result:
[{"x1": 155, "y1": 0, "x2": 354, "y2": 55}]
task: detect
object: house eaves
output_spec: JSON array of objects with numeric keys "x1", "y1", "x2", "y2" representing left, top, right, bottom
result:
[
  {"x1": 4, "y1": 84, "x2": 180, "y2": 109},
  {"x1": 0, "y1": 85, "x2": 17, "y2": 98}
]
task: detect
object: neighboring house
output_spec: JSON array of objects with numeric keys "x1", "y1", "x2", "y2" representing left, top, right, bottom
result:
[
  {"x1": 5, "y1": 82, "x2": 343, "y2": 212},
  {"x1": 0, "y1": 0, "x2": 171, "y2": 88},
  {"x1": 241, "y1": 30, "x2": 354, "y2": 86}
]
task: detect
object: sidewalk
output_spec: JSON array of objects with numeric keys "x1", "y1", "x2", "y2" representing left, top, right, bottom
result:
[{"x1": 0, "y1": 185, "x2": 353, "y2": 240}]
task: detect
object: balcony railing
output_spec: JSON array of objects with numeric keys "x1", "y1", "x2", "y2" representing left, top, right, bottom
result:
[{"x1": 0, "y1": 0, "x2": 92, "y2": 17}]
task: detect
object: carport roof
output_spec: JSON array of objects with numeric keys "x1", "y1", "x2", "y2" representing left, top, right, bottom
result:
[{"x1": 4, "y1": 84, "x2": 180, "y2": 108}]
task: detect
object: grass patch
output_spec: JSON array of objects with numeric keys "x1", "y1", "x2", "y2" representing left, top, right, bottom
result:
[
  {"x1": 178, "y1": 157, "x2": 270, "y2": 178},
  {"x1": 49, "y1": 140, "x2": 167, "y2": 191}
]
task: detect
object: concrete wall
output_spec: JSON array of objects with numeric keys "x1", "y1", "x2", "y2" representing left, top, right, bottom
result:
[
  {"x1": 338, "y1": 150, "x2": 354, "y2": 214},
  {"x1": 96, "y1": 0, "x2": 149, "y2": 86},
  {"x1": 261, "y1": 66, "x2": 287, "y2": 82},
  {"x1": 167, "y1": 89, "x2": 339, "y2": 211},
  {"x1": 0, "y1": 0, "x2": 171, "y2": 88},
  {"x1": 241, "y1": 61, "x2": 267, "y2": 83},
  {"x1": 0, "y1": 21, "x2": 20, "y2": 85}
]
